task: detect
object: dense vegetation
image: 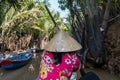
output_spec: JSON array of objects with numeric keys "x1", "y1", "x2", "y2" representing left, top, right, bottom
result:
[
  {"x1": 0, "y1": 0, "x2": 120, "y2": 76},
  {"x1": 0, "y1": 0, "x2": 68, "y2": 51},
  {"x1": 57, "y1": 0, "x2": 120, "y2": 76}
]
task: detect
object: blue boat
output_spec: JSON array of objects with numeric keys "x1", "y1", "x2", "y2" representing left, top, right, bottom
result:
[{"x1": 1, "y1": 51, "x2": 33, "y2": 69}]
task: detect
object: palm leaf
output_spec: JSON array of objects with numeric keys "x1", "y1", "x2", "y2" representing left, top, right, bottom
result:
[
  {"x1": 1, "y1": 8, "x2": 42, "y2": 37},
  {"x1": 31, "y1": 25, "x2": 44, "y2": 31}
]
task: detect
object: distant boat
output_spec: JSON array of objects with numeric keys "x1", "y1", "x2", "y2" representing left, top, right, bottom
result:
[
  {"x1": 1, "y1": 51, "x2": 33, "y2": 69},
  {"x1": 30, "y1": 48, "x2": 44, "y2": 53}
]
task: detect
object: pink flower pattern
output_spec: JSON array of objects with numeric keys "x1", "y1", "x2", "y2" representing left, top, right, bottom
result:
[{"x1": 37, "y1": 52, "x2": 80, "y2": 80}]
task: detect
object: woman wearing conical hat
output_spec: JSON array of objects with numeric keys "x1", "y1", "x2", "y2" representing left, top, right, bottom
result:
[{"x1": 36, "y1": 29, "x2": 82, "y2": 80}]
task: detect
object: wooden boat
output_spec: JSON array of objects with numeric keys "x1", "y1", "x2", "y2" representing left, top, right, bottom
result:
[
  {"x1": 0, "y1": 52, "x2": 6, "y2": 66},
  {"x1": 1, "y1": 51, "x2": 33, "y2": 69}
]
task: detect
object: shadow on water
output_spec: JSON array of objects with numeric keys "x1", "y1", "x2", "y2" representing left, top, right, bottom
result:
[{"x1": 85, "y1": 68, "x2": 120, "y2": 80}]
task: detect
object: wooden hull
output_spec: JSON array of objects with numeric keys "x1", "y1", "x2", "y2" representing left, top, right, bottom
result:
[{"x1": 1, "y1": 52, "x2": 33, "y2": 69}]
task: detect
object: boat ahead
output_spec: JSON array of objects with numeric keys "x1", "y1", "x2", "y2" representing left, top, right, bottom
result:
[{"x1": 1, "y1": 51, "x2": 33, "y2": 69}]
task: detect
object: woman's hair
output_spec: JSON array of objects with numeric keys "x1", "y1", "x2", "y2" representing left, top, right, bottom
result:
[
  {"x1": 52, "y1": 52, "x2": 62, "y2": 65},
  {"x1": 52, "y1": 51, "x2": 77, "y2": 65}
]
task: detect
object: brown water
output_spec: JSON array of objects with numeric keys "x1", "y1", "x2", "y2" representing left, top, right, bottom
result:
[
  {"x1": 0, "y1": 53, "x2": 41, "y2": 80},
  {"x1": 86, "y1": 68, "x2": 120, "y2": 80},
  {"x1": 0, "y1": 53, "x2": 119, "y2": 80}
]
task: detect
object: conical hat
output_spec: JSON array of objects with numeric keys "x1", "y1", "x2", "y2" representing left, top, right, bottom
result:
[{"x1": 44, "y1": 30, "x2": 82, "y2": 52}]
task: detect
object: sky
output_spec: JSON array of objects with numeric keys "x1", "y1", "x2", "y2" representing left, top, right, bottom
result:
[{"x1": 49, "y1": 0, "x2": 69, "y2": 18}]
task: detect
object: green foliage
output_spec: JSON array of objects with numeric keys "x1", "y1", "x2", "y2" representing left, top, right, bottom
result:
[
  {"x1": 0, "y1": 1, "x2": 10, "y2": 25},
  {"x1": 1, "y1": 7, "x2": 42, "y2": 36},
  {"x1": 110, "y1": 0, "x2": 120, "y2": 14},
  {"x1": 58, "y1": 0, "x2": 74, "y2": 10},
  {"x1": 0, "y1": 0, "x2": 35, "y2": 26},
  {"x1": 0, "y1": 0, "x2": 70, "y2": 41}
]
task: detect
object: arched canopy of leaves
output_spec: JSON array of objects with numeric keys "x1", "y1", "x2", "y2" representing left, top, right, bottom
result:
[{"x1": 1, "y1": 0, "x2": 67, "y2": 40}]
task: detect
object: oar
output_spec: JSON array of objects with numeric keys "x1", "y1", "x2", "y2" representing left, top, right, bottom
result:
[{"x1": 44, "y1": 4, "x2": 60, "y2": 32}]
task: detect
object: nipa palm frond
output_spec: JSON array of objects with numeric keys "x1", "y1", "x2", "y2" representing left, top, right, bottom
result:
[{"x1": 1, "y1": 8, "x2": 43, "y2": 37}]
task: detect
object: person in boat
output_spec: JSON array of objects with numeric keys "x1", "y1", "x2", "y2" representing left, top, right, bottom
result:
[
  {"x1": 36, "y1": 30, "x2": 100, "y2": 80},
  {"x1": 36, "y1": 30, "x2": 82, "y2": 80}
]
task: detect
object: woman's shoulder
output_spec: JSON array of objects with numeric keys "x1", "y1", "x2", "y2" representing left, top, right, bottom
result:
[
  {"x1": 61, "y1": 53, "x2": 76, "y2": 63},
  {"x1": 62, "y1": 53, "x2": 80, "y2": 65}
]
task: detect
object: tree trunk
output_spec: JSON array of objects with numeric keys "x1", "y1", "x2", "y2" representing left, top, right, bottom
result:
[{"x1": 101, "y1": 0, "x2": 111, "y2": 35}]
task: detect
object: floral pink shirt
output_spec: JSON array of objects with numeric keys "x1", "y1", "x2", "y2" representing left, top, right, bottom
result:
[{"x1": 37, "y1": 51, "x2": 81, "y2": 80}]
